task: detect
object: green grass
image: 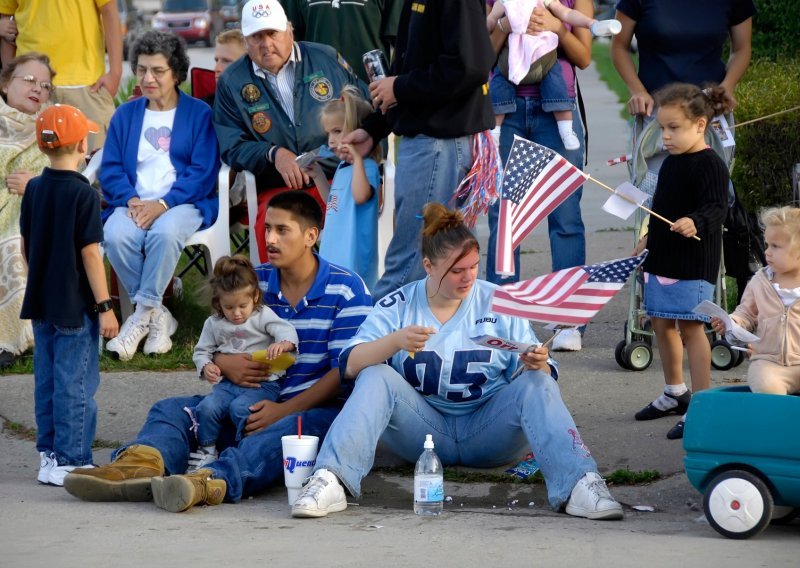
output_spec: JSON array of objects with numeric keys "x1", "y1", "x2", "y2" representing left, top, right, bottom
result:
[
  {"x1": 1, "y1": 251, "x2": 214, "y2": 376},
  {"x1": 605, "y1": 468, "x2": 661, "y2": 485},
  {"x1": 591, "y1": 40, "x2": 636, "y2": 120},
  {"x1": 375, "y1": 465, "x2": 660, "y2": 486}
]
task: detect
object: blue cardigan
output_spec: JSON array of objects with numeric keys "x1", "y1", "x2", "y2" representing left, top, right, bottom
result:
[{"x1": 99, "y1": 90, "x2": 220, "y2": 229}]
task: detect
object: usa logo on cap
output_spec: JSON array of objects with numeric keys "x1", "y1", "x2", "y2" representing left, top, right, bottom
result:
[{"x1": 252, "y1": 3, "x2": 271, "y2": 18}]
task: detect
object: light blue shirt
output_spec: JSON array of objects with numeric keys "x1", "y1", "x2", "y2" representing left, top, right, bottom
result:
[{"x1": 319, "y1": 159, "x2": 381, "y2": 290}]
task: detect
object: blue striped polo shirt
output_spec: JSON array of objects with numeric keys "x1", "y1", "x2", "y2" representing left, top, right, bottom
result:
[{"x1": 255, "y1": 255, "x2": 372, "y2": 400}]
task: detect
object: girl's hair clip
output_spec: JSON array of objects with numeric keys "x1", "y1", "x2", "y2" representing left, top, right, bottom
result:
[{"x1": 700, "y1": 88, "x2": 712, "y2": 99}]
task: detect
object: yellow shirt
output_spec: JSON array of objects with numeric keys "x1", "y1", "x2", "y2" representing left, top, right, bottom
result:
[{"x1": 0, "y1": 0, "x2": 111, "y2": 86}]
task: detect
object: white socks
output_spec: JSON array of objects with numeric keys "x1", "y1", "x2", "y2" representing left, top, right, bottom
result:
[
  {"x1": 557, "y1": 120, "x2": 580, "y2": 150},
  {"x1": 133, "y1": 304, "x2": 156, "y2": 323},
  {"x1": 652, "y1": 383, "x2": 689, "y2": 411}
]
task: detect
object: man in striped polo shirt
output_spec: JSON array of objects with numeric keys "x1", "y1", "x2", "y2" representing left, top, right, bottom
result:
[{"x1": 64, "y1": 191, "x2": 372, "y2": 512}]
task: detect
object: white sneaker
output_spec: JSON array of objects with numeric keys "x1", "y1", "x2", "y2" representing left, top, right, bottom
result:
[
  {"x1": 48, "y1": 462, "x2": 95, "y2": 487},
  {"x1": 143, "y1": 307, "x2": 178, "y2": 356},
  {"x1": 106, "y1": 315, "x2": 151, "y2": 361},
  {"x1": 291, "y1": 469, "x2": 348, "y2": 518},
  {"x1": 186, "y1": 447, "x2": 219, "y2": 474},
  {"x1": 565, "y1": 472, "x2": 623, "y2": 520},
  {"x1": 560, "y1": 130, "x2": 581, "y2": 150},
  {"x1": 38, "y1": 452, "x2": 55, "y2": 484},
  {"x1": 590, "y1": 19, "x2": 622, "y2": 37},
  {"x1": 552, "y1": 328, "x2": 582, "y2": 352}
]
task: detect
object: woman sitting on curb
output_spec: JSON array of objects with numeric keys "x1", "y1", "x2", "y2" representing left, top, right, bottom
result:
[{"x1": 291, "y1": 203, "x2": 624, "y2": 521}]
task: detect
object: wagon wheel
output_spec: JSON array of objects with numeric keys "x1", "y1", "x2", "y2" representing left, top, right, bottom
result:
[{"x1": 703, "y1": 469, "x2": 774, "y2": 539}]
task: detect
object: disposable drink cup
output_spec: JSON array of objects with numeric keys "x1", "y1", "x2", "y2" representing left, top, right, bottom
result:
[{"x1": 281, "y1": 435, "x2": 319, "y2": 505}]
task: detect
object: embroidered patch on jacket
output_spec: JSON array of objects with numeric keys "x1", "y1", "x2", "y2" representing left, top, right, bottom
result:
[
  {"x1": 309, "y1": 77, "x2": 334, "y2": 102},
  {"x1": 251, "y1": 111, "x2": 271, "y2": 134},
  {"x1": 241, "y1": 83, "x2": 261, "y2": 103}
]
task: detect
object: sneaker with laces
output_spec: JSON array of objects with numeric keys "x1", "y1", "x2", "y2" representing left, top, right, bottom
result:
[
  {"x1": 106, "y1": 315, "x2": 151, "y2": 361},
  {"x1": 635, "y1": 390, "x2": 692, "y2": 421},
  {"x1": 37, "y1": 452, "x2": 55, "y2": 484},
  {"x1": 63, "y1": 444, "x2": 164, "y2": 502},
  {"x1": 150, "y1": 469, "x2": 227, "y2": 513},
  {"x1": 186, "y1": 447, "x2": 219, "y2": 474},
  {"x1": 552, "y1": 329, "x2": 582, "y2": 352},
  {"x1": 291, "y1": 469, "x2": 348, "y2": 518},
  {"x1": 48, "y1": 463, "x2": 94, "y2": 487},
  {"x1": 565, "y1": 472, "x2": 623, "y2": 520},
  {"x1": 143, "y1": 307, "x2": 178, "y2": 356}
]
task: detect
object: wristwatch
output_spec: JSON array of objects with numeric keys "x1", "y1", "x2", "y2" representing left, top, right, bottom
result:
[
  {"x1": 95, "y1": 299, "x2": 114, "y2": 313},
  {"x1": 158, "y1": 199, "x2": 169, "y2": 211}
]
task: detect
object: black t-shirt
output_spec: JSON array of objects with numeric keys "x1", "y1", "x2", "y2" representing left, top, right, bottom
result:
[
  {"x1": 642, "y1": 150, "x2": 729, "y2": 284},
  {"x1": 616, "y1": 0, "x2": 756, "y2": 94},
  {"x1": 20, "y1": 168, "x2": 104, "y2": 327}
]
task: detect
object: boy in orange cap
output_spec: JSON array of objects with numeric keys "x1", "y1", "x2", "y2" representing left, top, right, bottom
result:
[{"x1": 19, "y1": 104, "x2": 119, "y2": 486}]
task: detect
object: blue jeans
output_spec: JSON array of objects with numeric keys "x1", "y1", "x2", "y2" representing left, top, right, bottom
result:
[
  {"x1": 372, "y1": 134, "x2": 473, "y2": 301},
  {"x1": 486, "y1": 97, "x2": 586, "y2": 285},
  {"x1": 33, "y1": 313, "x2": 100, "y2": 466},
  {"x1": 115, "y1": 395, "x2": 340, "y2": 502},
  {"x1": 490, "y1": 64, "x2": 575, "y2": 116},
  {"x1": 315, "y1": 364, "x2": 598, "y2": 509},
  {"x1": 195, "y1": 379, "x2": 281, "y2": 445},
  {"x1": 104, "y1": 204, "x2": 202, "y2": 308}
]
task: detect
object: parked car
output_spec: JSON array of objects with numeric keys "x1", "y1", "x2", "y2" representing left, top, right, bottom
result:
[
  {"x1": 220, "y1": 0, "x2": 243, "y2": 32},
  {"x1": 151, "y1": 0, "x2": 234, "y2": 46},
  {"x1": 118, "y1": 0, "x2": 144, "y2": 59}
]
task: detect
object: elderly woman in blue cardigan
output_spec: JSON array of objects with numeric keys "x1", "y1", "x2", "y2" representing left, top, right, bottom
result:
[{"x1": 101, "y1": 31, "x2": 220, "y2": 361}]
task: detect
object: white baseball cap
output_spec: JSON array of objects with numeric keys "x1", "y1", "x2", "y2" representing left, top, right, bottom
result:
[{"x1": 241, "y1": 0, "x2": 288, "y2": 37}]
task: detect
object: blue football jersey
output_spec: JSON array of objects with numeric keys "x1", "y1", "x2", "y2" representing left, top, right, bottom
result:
[{"x1": 344, "y1": 279, "x2": 554, "y2": 415}]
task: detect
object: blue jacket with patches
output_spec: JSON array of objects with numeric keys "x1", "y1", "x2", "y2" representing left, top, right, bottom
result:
[{"x1": 213, "y1": 42, "x2": 367, "y2": 189}]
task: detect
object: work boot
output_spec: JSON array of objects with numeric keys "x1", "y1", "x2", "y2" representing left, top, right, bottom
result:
[
  {"x1": 150, "y1": 469, "x2": 226, "y2": 513},
  {"x1": 63, "y1": 444, "x2": 164, "y2": 502}
]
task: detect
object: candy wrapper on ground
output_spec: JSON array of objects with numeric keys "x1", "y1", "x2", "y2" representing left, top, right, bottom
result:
[{"x1": 505, "y1": 453, "x2": 540, "y2": 479}]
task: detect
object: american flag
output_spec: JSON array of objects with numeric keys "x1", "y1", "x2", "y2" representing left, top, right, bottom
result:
[
  {"x1": 495, "y1": 136, "x2": 587, "y2": 276},
  {"x1": 491, "y1": 252, "x2": 648, "y2": 325}
]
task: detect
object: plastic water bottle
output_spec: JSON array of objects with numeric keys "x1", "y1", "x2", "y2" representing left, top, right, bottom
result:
[{"x1": 414, "y1": 434, "x2": 444, "y2": 516}]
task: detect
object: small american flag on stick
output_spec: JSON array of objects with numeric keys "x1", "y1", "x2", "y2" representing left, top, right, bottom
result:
[
  {"x1": 491, "y1": 252, "x2": 648, "y2": 326},
  {"x1": 495, "y1": 136, "x2": 587, "y2": 276}
]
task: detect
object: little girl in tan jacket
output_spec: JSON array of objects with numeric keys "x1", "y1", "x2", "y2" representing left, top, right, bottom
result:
[{"x1": 712, "y1": 206, "x2": 800, "y2": 394}]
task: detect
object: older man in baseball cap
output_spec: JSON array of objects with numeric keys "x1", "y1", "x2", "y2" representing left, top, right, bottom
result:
[{"x1": 212, "y1": 0, "x2": 368, "y2": 262}]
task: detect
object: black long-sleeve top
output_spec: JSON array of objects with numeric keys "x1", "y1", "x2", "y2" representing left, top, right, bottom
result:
[
  {"x1": 642, "y1": 149, "x2": 729, "y2": 284},
  {"x1": 362, "y1": 0, "x2": 495, "y2": 141}
]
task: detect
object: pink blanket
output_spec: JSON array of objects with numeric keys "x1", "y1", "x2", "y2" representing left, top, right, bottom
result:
[{"x1": 505, "y1": 0, "x2": 558, "y2": 84}]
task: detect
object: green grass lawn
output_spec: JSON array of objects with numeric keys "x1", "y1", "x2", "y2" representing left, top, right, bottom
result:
[{"x1": 2, "y1": 252, "x2": 214, "y2": 375}]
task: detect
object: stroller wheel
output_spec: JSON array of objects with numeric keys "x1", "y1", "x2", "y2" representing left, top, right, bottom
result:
[
  {"x1": 615, "y1": 340, "x2": 630, "y2": 370},
  {"x1": 623, "y1": 341, "x2": 652, "y2": 371},
  {"x1": 711, "y1": 340, "x2": 737, "y2": 370}
]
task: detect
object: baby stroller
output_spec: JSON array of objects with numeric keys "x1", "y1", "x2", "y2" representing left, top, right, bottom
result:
[{"x1": 613, "y1": 115, "x2": 747, "y2": 372}]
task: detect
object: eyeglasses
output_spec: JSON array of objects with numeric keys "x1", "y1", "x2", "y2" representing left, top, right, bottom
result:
[
  {"x1": 135, "y1": 65, "x2": 171, "y2": 78},
  {"x1": 12, "y1": 75, "x2": 53, "y2": 92}
]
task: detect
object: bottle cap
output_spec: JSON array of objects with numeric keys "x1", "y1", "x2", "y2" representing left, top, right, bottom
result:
[{"x1": 424, "y1": 434, "x2": 434, "y2": 449}]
